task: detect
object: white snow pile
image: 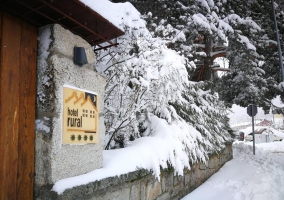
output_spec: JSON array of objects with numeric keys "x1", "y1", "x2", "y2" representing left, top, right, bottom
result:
[
  {"x1": 80, "y1": 0, "x2": 144, "y2": 31},
  {"x1": 272, "y1": 129, "x2": 284, "y2": 138},
  {"x1": 52, "y1": 115, "x2": 206, "y2": 194},
  {"x1": 182, "y1": 141, "x2": 284, "y2": 200},
  {"x1": 239, "y1": 126, "x2": 267, "y2": 136}
]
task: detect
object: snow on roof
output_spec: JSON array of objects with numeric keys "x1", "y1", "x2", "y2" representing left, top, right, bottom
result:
[
  {"x1": 239, "y1": 126, "x2": 268, "y2": 136},
  {"x1": 80, "y1": 0, "x2": 144, "y2": 31},
  {"x1": 256, "y1": 119, "x2": 271, "y2": 126}
]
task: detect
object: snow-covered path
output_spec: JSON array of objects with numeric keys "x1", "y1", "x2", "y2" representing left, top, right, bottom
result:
[{"x1": 182, "y1": 142, "x2": 284, "y2": 200}]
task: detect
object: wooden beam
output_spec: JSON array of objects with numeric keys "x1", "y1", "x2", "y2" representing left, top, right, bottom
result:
[
  {"x1": 0, "y1": 12, "x2": 21, "y2": 200},
  {"x1": 16, "y1": 20, "x2": 37, "y2": 200}
]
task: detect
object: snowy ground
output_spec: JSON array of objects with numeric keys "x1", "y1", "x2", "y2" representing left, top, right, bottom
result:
[{"x1": 182, "y1": 141, "x2": 284, "y2": 200}]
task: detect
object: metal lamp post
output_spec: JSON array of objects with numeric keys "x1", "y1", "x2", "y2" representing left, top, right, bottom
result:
[{"x1": 271, "y1": 0, "x2": 284, "y2": 81}]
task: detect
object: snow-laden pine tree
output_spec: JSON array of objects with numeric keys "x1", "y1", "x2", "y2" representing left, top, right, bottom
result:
[
  {"x1": 170, "y1": 81, "x2": 233, "y2": 154},
  {"x1": 132, "y1": 0, "x2": 238, "y2": 81},
  {"x1": 96, "y1": 1, "x2": 233, "y2": 155},
  {"x1": 214, "y1": 0, "x2": 284, "y2": 112},
  {"x1": 130, "y1": 0, "x2": 284, "y2": 111}
]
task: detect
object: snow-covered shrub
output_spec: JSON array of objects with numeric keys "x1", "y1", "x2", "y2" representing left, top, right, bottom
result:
[
  {"x1": 96, "y1": 17, "x2": 190, "y2": 149},
  {"x1": 95, "y1": 1, "x2": 233, "y2": 158}
]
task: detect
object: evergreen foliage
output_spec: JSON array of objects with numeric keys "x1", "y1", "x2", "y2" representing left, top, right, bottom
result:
[
  {"x1": 99, "y1": 0, "x2": 284, "y2": 154},
  {"x1": 96, "y1": 1, "x2": 233, "y2": 154},
  {"x1": 96, "y1": 19, "x2": 192, "y2": 149},
  {"x1": 130, "y1": 0, "x2": 284, "y2": 110},
  {"x1": 170, "y1": 81, "x2": 233, "y2": 153},
  {"x1": 215, "y1": 0, "x2": 284, "y2": 110}
]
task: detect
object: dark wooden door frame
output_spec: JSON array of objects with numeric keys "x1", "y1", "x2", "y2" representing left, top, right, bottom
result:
[{"x1": 0, "y1": 12, "x2": 37, "y2": 200}]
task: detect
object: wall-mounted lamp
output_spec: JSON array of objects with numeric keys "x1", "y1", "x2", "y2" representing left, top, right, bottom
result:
[{"x1": 74, "y1": 46, "x2": 88, "y2": 67}]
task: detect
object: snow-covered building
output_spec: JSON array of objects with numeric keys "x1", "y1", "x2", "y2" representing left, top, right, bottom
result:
[
  {"x1": 273, "y1": 114, "x2": 284, "y2": 129},
  {"x1": 232, "y1": 119, "x2": 272, "y2": 131}
]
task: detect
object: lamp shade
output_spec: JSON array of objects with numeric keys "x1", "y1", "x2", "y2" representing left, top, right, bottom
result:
[{"x1": 74, "y1": 47, "x2": 88, "y2": 66}]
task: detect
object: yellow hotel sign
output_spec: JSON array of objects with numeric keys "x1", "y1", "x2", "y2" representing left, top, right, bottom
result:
[{"x1": 63, "y1": 86, "x2": 98, "y2": 144}]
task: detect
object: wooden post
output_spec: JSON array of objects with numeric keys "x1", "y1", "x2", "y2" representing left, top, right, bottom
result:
[{"x1": 0, "y1": 12, "x2": 37, "y2": 200}]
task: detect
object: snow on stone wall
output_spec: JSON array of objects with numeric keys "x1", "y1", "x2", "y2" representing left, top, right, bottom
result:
[{"x1": 35, "y1": 144, "x2": 233, "y2": 200}]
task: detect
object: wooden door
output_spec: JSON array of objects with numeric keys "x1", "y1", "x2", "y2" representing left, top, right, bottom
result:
[{"x1": 0, "y1": 12, "x2": 37, "y2": 200}]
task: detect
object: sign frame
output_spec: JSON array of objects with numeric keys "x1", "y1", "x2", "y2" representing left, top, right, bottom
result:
[{"x1": 62, "y1": 85, "x2": 99, "y2": 144}]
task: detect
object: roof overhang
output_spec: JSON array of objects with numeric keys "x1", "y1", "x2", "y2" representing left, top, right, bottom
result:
[{"x1": 0, "y1": 0, "x2": 125, "y2": 51}]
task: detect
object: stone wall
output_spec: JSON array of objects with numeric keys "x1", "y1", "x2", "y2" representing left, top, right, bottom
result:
[
  {"x1": 36, "y1": 144, "x2": 233, "y2": 200},
  {"x1": 35, "y1": 24, "x2": 106, "y2": 196}
]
